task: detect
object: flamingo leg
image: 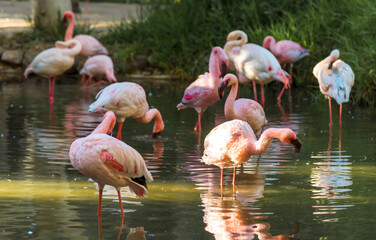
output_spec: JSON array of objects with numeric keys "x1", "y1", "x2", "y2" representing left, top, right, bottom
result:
[
  {"x1": 261, "y1": 84, "x2": 265, "y2": 108},
  {"x1": 328, "y1": 98, "x2": 333, "y2": 127},
  {"x1": 232, "y1": 167, "x2": 236, "y2": 195},
  {"x1": 116, "y1": 122, "x2": 124, "y2": 140},
  {"x1": 339, "y1": 103, "x2": 342, "y2": 128},
  {"x1": 98, "y1": 215, "x2": 103, "y2": 238},
  {"x1": 98, "y1": 188, "x2": 103, "y2": 216},
  {"x1": 277, "y1": 85, "x2": 286, "y2": 103},
  {"x1": 289, "y1": 64, "x2": 293, "y2": 100},
  {"x1": 194, "y1": 112, "x2": 202, "y2": 132},
  {"x1": 252, "y1": 80, "x2": 258, "y2": 102},
  {"x1": 220, "y1": 168, "x2": 224, "y2": 198},
  {"x1": 81, "y1": 74, "x2": 86, "y2": 86},
  {"x1": 117, "y1": 189, "x2": 125, "y2": 218},
  {"x1": 85, "y1": 76, "x2": 92, "y2": 88}
]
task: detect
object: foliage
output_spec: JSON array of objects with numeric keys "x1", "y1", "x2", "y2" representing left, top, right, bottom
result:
[{"x1": 102, "y1": 0, "x2": 376, "y2": 106}]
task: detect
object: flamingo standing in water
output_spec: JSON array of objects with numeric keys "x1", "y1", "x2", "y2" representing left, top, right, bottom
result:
[
  {"x1": 177, "y1": 46, "x2": 229, "y2": 132},
  {"x1": 69, "y1": 111, "x2": 153, "y2": 217},
  {"x1": 80, "y1": 55, "x2": 117, "y2": 88},
  {"x1": 24, "y1": 39, "x2": 82, "y2": 102},
  {"x1": 62, "y1": 11, "x2": 108, "y2": 59},
  {"x1": 89, "y1": 82, "x2": 164, "y2": 140},
  {"x1": 263, "y1": 36, "x2": 309, "y2": 82},
  {"x1": 224, "y1": 30, "x2": 290, "y2": 108},
  {"x1": 202, "y1": 120, "x2": 301, "y2": 194},
  {"x1": 313, "y1": 49, "x2": 355, "y2": 127},
  {"x1": 218, "y1": 74, "x2": 267, "y2": 137}
]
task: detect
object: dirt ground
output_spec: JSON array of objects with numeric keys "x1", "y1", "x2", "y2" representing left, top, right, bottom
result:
[{"x1": 0, "y1": 0, "x2": 142, "y2": 34}]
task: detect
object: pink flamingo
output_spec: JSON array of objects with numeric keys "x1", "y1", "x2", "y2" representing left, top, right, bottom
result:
[
  {"x1": 224, "y1": 30, "x2": 290, "y2": 108},
  {"x1": 313, "y1": 49, "x2": 354, "y2": 127},
  {"x1": 89, "y1": 82, "x2": 165, "y2": 140},
  {"x1": 62, "y1": 11, "x2": 108, "y2": 59},
  {"x1": 69, "y1": 111, "x2": 153, "y2": 217},
  {"x1": 80, "y1": 55, "x2": 117, "y2": 88},
  {"x1": 218, "y1": 74, "x2": 267, "y2": 137},
  {"x1": 263, "y1": 36, "x2": 309, "y2": 81},
  {"x1": 24, "y1": 39, "x2": 82, "y2": 102},
  {"x1": 202, "y1": 119, "x2": 301, "y2": 194},
  {"x1": 177, "y1": 46, "x2": 229, "y2": 132}
]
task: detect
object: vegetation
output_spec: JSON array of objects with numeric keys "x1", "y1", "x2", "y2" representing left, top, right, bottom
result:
[{"x1": 101, "y1": 0, "x2": 376, "y2": 106}]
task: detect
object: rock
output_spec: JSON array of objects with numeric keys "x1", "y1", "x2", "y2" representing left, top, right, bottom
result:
[
  {"x1": 0, "y1": 63, "x2": 23, "y2": 83},
  {"x1": 1, "y1": 49, "x2": 24, "y2": 66}
]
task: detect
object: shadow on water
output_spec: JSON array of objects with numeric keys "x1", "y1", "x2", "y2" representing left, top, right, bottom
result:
[{"x1": 0, "y1": 80, "x2": 375, "y2": 239}]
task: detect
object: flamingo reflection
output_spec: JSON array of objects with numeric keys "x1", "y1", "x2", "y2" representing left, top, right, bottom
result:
[{"x1": 98, "y1": 216, "x2": 146, "y2": 240}]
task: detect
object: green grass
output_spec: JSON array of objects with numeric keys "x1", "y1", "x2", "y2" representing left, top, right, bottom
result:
[{"x1": 101, "y1": 0, "x2": 376, "y2": 106}]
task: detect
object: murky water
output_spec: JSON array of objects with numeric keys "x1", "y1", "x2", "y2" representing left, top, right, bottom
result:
[{"x1": 0, "y1": 78, "x2": 375, "y2": 239}]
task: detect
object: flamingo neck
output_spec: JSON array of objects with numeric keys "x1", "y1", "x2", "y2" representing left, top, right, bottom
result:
[
  {"x1": 224, "y1": 78, "x2": 238, "y2": 120},
  {"x1": 65, "y1": 14, "x2": 75, "y2": 40},
  {"x1": 208, "y1": 50, "x2": 221, "y2": 80},
  {"x1": 136, "y1": 109, "x2": 164, "y2": 134},
  {"x1": 92, "y1": 117, "x2": 114, "y2": 135},
  {"x1": 224, "y1": 33, "x2": 247, "y2": 62},
  {"x1": 55, "y1": 40, "x2": 82, "y2": 56},
  {"x1": 264, "y1": 36, "x2": 280, "y2": 56},
  {"x1": 248, "y1": 128, "x2": 287, "y2": 155}
]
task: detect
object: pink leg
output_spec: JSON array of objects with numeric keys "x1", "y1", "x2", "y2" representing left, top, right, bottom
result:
[
  {"x1": 289, "y1": 64, "x2": 293, "y2": 100},
  {"x1": 81, "y1": 74, "x2": 86, "y2": 86},
  {"x1": 194, "y1": 112, "x2": 202, "y2": 132},
  {"x1": 329, "y1": 98, "x2": 333, "y2": 127},
  {"x1": 220, "y1": 168, "x2": 223, "y2": 198},
  {"x1": 117, "y1": 189, "x2": 125, "y2": 218},
  {"x1": 261, "y1": 84, "x2": 265, "y2": 108},
  {"x1": 339, "y1": 103, "x2": 342, "y2": 128},
  {"x1": 253, "y1": 81, "x2": 258, "y2": 102},
  {"x1": 85, "y1": 76, "x2": 92, "y2": 88},
  {"x1": 98, "y1": 188, "x2": 103, "y2": 216},
  {"x1": 117, "y1": 122, "x2": 124, "y2": 140},
  {"x1": 48, "y1": 77, "x2": 52, "y2": 99},
  {"x1": 277, "y1": 85, "x2": 286, "y2": 102}
]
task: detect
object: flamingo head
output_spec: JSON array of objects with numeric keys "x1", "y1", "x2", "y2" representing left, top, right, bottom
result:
[
  {"x1": 62, "y1": 11, "x2": 74, "y2": 27},
  {"x1": 211, "y1": 46, "x2": 229, "y2": 77},
  {"x1": 218, "y1": 78, "x2": 229, "y2": 99},
  {"x1": 279, "y1": 129, "x2": 302, "y2": 152},
  {"x1": 262, "y1": 36, "x2": 274, "y2": 50}
]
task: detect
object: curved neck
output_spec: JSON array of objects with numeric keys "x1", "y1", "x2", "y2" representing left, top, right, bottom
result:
[
  {"x1": 248, "y1": 128, "x2": 287, "y2": 155},
  {"x1": 208, "y1": 51, "x2": 221, "y2": 79},
  {"x1": 92, "y1": 117, "x2": 113, "y2": 135},
  {"x1": 136, "y1": 108, "x2": 164, "y2": 133},
  {"x1": 224, "y1": 32, "x2": 247, "y2": 62},
  {"x1": 55, "y1": 40, "x2": 82, "y2": 56},
  {"x1": 65, "y1": 14, "x2": 75, "y2": 40},
  {"x1": 264, "y1": 36, "x2": 279, "y2": 55},
  {"x1": 224, "y1": 78, "x2": 238, "y2": 120}
]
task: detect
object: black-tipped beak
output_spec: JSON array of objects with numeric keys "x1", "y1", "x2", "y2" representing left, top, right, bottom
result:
[
  {"x1": 218, "y1": 80, "x2": 229, "y2": 99},
  {"x1": 291, "y1": 138, "x2": 302, "y2": 152},
  {"x1": 152, "y1": 132, "x2": 161, "y2": 139},
  {"x1": 220, "y1": 63, "x2": 228, "y2": 77},
  {"x1": 62, "y1": 16, "x2": 68, "y2": 26}
]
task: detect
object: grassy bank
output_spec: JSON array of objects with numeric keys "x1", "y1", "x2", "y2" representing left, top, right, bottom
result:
[{"x1": 102, "y1": 0, "x2": 376, "y2": 106}]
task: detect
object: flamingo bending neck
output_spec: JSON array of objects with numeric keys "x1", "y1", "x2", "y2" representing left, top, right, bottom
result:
[{"x1": 92, "y1": 111, "x2": 117, "y2": 135}]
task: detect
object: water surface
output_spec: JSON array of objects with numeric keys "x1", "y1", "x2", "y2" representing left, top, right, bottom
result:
[{"x1": 0, "y1": 78, "x2": 375, "y2": 239}]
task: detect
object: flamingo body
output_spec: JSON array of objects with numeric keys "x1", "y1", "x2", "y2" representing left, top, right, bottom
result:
[
  {"x1": 89, "y1": 82, "x2": 164, "y2": 139},
  {"x1": 69, "y1": 111, "x2": 153, "y2": 216},
  {"x1": 313, "y1": 49, "x2": 354, "y2": 126},
  {"x1": 80, "y1": 55, "x2": 117, "y2": 87},
  {"x1": 219, "y1": 74, "x2": 267, "y2": 136},
  {"x1": 63, "y1": 11, "x2": 108, "y2": 58},
  {"x1": 177, "y1": 46, "x2": 229, "y2": 132}
]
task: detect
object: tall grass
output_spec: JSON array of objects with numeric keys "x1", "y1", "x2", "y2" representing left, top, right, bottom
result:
[{"x1": 102, "y1": 0, "x2": 376, "y2": 105}]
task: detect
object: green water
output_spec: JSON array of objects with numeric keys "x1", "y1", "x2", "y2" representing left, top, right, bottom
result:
[{"x1": 0, "y1": 78, "x2": 375, "y2": 239}]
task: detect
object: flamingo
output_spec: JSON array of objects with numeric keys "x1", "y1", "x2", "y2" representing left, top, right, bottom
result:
[
  {"x1": 202, "y1": 119, "x2": 301, "y2": 194},
  {"x1": 224, "y1": 30, "x2": 290, "y2": 108},
  {"x1": 69, "y1": 111, "x2": 153, "y2": 217},
  {"x1": 24, "y1": 39, "x2": 82, "y2": 102},
  {"x1": 218, "y1": 74, "x2": 267, "y2": 137},
  {"x1": 62, "y1": 11, "x2": 108, "y2": 59},
  {"x1": 177, "y1": 46, "x2": 229, "y2": 132},
  {"x1": 80, "y1": 55, "x2": 117, "y2": 88},
  {"x1": 313, "y1": 49, "x2": 355, "y2": 127},
  {"x1": 263, "y1": 36, "x2": 309, "y2": 82},
  {"x1": 88, "y1": 82, "x2": 164, "y2": 140}
]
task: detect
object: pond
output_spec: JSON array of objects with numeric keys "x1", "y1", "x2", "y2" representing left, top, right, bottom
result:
[{"x1": 0, "y1": 77, "x2": 375, "y2": 239}]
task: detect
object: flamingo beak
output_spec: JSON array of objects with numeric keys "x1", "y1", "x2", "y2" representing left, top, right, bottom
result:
[
  {"x1": 291, "y1": 138, "x2": 302, "y2": 152},
  {"x1": 218, "y1": 80, "x2": 229, "y2": 99},
  {"x1": 62, "y1": 16, "x2": 68, "y2": 27},
  {"x1": 221, "y1": 63, "x2": 228, "y2": 77},
  {"x1": 152, "y1": 132, "x2": 161, "y2": 139}
]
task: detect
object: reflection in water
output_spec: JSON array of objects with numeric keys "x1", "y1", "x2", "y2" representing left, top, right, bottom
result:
[{"x1": 98, "y1": 216, "x2": 146, "y2": 240}]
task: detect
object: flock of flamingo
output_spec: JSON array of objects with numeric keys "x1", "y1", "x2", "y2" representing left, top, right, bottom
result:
[{"x1": 23, "y1": 10, "x2": 355, "y2": 217}]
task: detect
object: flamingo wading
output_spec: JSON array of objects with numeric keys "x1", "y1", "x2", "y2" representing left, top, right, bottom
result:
[
  {"x1": 177, "y1": 46, "x2": 229, "y2": 132},
  {"x1": 24, "y1": 39, "x2": 82, "y2": 102},
  {"x1": 224, "y1": 30, "x2": 290, "y2": 107},
  {"x1": 89, "y1": 82, "x2": 165, "y2": 140},
  {"x1": 202, "y1": 120, "x2": 301, "y2": 194},
  {"x1": 218, "y1": 74, "x2": 267, "y2": 137},
  {"x1": 69, "y1": 111, "x2": 153, "y2": 217},
  {"x1": 313, "y1": 49, "x2": 355, "y2": 127},
  {"x1": 80, "y1": 55, "x2": 117, "y2": 87}
]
